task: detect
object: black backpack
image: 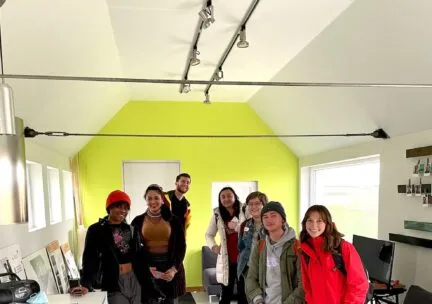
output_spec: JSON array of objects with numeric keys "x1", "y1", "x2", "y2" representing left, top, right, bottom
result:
[{"x1": 303, "y1": 246, "x2": 374, "y2": 303}]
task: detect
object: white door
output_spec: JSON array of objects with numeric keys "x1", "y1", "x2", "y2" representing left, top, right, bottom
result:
[
  {"x1": 211, "y1": 181, "x2": 258, "y2": 210},
  {"x1": 123, "y1": 161, "x2": 181, "y2": 221}
]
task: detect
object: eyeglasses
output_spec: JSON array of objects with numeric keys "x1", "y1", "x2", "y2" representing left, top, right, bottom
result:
[{"x1": 248, "y1": 202, "x2": 262, "y2": 207}]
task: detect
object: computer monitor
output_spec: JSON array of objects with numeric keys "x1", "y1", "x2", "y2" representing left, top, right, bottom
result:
[{"x1": 352, "y1": 234, "x2": 395, "y2": 286}]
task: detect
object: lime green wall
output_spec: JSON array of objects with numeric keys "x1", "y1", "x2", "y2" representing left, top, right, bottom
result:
[{"x1": 78, "y1": 101, "x2": 298, "y2": 287}]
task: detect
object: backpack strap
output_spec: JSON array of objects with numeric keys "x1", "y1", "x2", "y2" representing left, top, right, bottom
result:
[
  {"x1": 294, "y1": 239, "x2": 300, "y2": 255},
  {"x1": 332, "y1": 244, "x2": 347, "y2": 276},
  {"x1": 258, "y1": 239, "x2": 266, "y2": 256}
]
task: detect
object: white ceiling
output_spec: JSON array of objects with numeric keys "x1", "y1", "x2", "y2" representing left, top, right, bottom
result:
[
  {"x1": 7, "y1": 0, "x2": 431, "y2": 158},
  {"x1": 107, "y1": 0, "x2": 353, "y2": 102},
  {"x1": 249, "y1": 0, "x2": 432, "y2": 156},
  {"x1": 2, "y1": 0, "x2": 129, "y2": 154}
]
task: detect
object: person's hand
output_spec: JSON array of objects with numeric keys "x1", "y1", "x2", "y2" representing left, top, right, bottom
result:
[
  {"x1": 69, "y1": 286, "x2": 88, "y2": 296},
  {"x1": 150, "y1": 267, "x2": 162, "y2": 279},
  {"x1": 161, "y1": 267, "x2": 177, "y2": 282},
  {"x1": 212, "y1": 245, "x2": 220, "y2": 255},
  {"x1": 227, "y1": 221, "x2": 237, "y2": 230}
]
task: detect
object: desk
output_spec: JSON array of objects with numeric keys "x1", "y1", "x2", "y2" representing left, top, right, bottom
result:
[
  {"x1": 372, "y1": 282, "x2": 406, "y2": 304},
  {"x1": 47, "y1": 291, "x2": 107, "y2": 304}
]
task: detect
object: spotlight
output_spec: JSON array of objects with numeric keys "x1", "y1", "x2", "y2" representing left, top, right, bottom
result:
[
  {"x1": 182, "y1": 83, "x2": 191, "y2": 93},
  {"x1": 190, "y1": 48, "x2": 200, "y2": 66},
  {"x1": 237, "y1": 26, "x2": 249, "y2": 48},
  {"x1": 199, "y1": 5, "x2": 215, "y2": 29},
  {"x1": 213, "y1": 68, "x2": 224, "y2": 81},
  {"x1": 204, "y1": 93, "x2": 211, "y2": 104}
]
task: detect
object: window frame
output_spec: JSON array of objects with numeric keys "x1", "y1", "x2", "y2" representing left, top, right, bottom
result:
[
  {"x1": 26, "y1": 161, "x2": 46, "y2": 232},
  {"x1": 300, "y1": 155, "x2": 380, "y2": 237},
  {"x1": 46, "y1": 166, "x2": 63, "y2": 225}
]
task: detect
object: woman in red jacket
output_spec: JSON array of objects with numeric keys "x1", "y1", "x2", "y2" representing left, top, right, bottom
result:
[{"x1": 299, "y1": 205, "x2": 368, "y2": 304}]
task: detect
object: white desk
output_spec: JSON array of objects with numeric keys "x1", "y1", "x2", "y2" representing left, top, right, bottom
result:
[{"x1": 47, "y1": 291, "x2": 107, "y2": 304}]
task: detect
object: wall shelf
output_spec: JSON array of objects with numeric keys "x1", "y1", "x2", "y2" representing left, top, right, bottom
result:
[
  {"x1": 406, "y1": 145, "x2": 432, "y2": 158},
  {"x1": 397, "y1": 184, "x2": 431, "y2": 194},
  {"x1": 404, "y1": 220, "x2": 432, "y2": 232},
  {"x1": 389, "y1": 233, "x2": 432, "y2": 249}
]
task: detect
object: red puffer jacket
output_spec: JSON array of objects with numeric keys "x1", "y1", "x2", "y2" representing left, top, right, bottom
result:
[{"x1": 300, "y1": 236, "x2": 368, "y2": 304}]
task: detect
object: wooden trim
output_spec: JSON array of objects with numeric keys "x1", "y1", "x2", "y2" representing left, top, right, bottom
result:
[
  {"x1": 186, "y1": 286, "x2": 204, "y2": 293},
  {"x1": 406, "y1": 145, "x2": 432, "y2": 158}
]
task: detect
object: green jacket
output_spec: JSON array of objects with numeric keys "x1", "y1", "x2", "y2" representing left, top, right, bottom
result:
[{"x1": 245, "y1": 238, "x2": 305, "y2": 304}]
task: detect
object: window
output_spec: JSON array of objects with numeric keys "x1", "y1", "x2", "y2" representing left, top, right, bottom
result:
[
  {"x1": 62, "y1": 171, "x2": 74, "y2": 220},
  {"x1": 26, "y1": 161, "x2": 46, "y2": 231},
  {"x1": 303, "y1": 156, "x2": 380, "y2": 242},
  {"x1": 47, "y1": 166, "x2": 62, "y2": 224},
  {"x1": 211, "y1": 181, "x2": 258, "y2": 210}
]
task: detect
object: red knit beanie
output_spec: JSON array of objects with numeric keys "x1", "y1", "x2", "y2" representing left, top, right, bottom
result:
[{"x1": 106, "y1": 190, "x2": 131, "y2": 210}]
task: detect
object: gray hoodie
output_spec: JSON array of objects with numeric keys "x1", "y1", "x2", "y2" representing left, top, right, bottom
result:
[{"x1": 264, "y1": 224, "x2": 296, "y2": 304}]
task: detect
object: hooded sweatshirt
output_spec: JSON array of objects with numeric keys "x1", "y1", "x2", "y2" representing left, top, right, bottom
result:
[{"x1": 264, "y1": 224, "x2": 296, "y2": 304}]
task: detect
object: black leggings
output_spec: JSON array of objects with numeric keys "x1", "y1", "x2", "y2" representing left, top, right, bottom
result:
[{"x1": 220, "y1": 263, "x2": 247, "y2": 304}]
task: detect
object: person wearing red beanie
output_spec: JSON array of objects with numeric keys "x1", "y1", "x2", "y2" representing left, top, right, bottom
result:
[
  {"x1": 106, "y1": 190, "x2": 131, "y2": 209},
  {"x1": 71, "y1": 190, "x2": 164, "y2": 304}
]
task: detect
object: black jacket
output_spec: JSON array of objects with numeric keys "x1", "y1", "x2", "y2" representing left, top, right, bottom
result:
[
  {"x1": 80, "y1": 217, "x2": 163, "y2": 301},
  {"x1": 131, "y1": 206, "x2": 187, "y2": 299}
]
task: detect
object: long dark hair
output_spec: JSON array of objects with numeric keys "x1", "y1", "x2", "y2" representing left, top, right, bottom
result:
[
  {"x1": 218, "y1": 187, "x2": 241, "y2": 222},
  {"x1": 144, "y1": 184, "x2": 172, "y2": 220},
  {"x1": 300, "y1": 205, "x2": 344, "y2": 253}
]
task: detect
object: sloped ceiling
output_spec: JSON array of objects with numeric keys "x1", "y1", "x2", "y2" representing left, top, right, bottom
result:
[
  {"x1": 107, "y1": 0, "x2": 353, "y2": 102},
  {"x1": 2, "y1": 0, "x2": 129, "y2": 155},
  {"x1": 249, "y1": 0, "x2": 432, "y2": 156},
  {"x1": 1, "y1": 0, "x2": 353, "y2": 156}
]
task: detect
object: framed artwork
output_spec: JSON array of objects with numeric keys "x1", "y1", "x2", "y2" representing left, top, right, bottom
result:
[
  {"x1": 46, "y1": 240, "x2": 69, "y2": 294},
  {"x1": 0, "y1": 243, "x2": 26, "y2": 282},
  {"x1": 60, "y1": 242, "x2": 80, "y2": 280},
  {"x1": 23, "y1": 248, "x2": 57, "y2": 294}
]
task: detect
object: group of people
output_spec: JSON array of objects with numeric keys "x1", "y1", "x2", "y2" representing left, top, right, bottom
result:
[
  {"x1": 206, "y1": 187, "x2": 370, "y2": 304},
  {"x1": 70, "y1": 173, "x2": 192, "y2": 304},
  {"x1": 71, "y1": 173, "x2": 371, "y2": 304}
]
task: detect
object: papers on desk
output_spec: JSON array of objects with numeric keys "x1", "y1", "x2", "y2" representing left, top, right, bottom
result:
[{"x1": 47, "y1": 291, "x2": 108, "y2": 304}]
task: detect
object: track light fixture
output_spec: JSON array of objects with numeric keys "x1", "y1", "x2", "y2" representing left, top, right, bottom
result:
[
  {"x1": 199, "y1": 1, "x2": 215, "y2": 29},
  {"x1": 204, "y1": 93, "x2": 211, "y2": 104},
  {"x1": 213, "y1": 68, "x2": 224, "y2": 81},
  {"x1": 190, "y1": 48, "x2": 200, "y2": 66},
  {"x1": 182, "y1": 83, "x2": 191, "y2": 93},
  {"x1": 237, "y1": 25, "x2": 249, "y2": 48}
]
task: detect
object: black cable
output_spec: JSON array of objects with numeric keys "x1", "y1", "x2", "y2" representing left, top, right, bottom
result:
[{"x1": 23, "y1": 127, "x2": 389, "y2": 139}]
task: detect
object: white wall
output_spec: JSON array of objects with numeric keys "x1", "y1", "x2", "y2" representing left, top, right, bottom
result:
[
  {"x1": 0, "y1": 140, "x2": 74, "y2": 258},
  {"x1": 300, "y1": 129, "x2": 432, "y2": 292}
]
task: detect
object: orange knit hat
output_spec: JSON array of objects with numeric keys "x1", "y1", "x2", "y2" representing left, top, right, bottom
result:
[{"x1": 106, "y1": 190, "x2": 131, "y2": 210}]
